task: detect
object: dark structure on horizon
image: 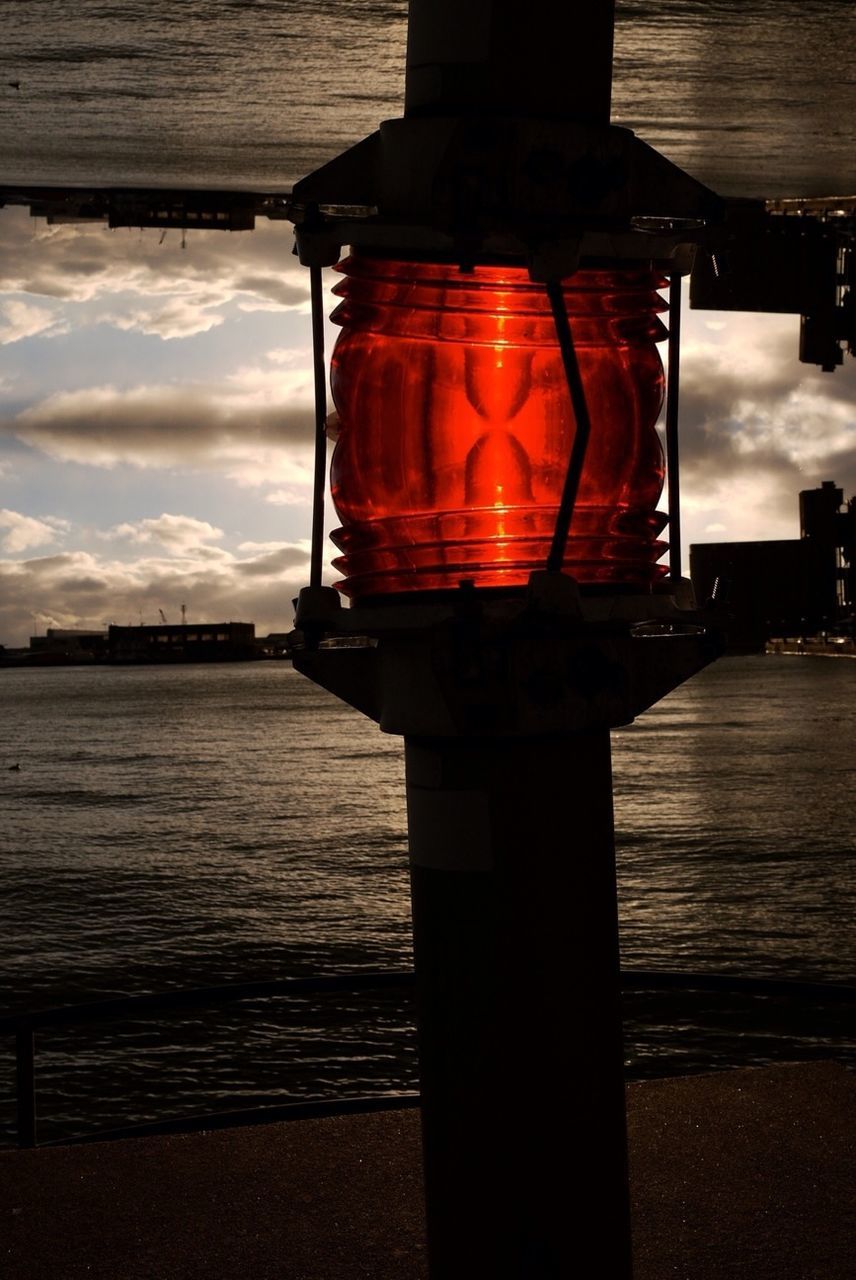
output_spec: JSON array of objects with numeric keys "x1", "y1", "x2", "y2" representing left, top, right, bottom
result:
[
  {"x1": 28, "y1": 628, "x2": 108, "y2": 663},
  {"x1": 690, "y1": 480, "x2": 856, "y2": 651},
  {"x1": 107, "y1": 621, "x2": 256, "y2": 664},
  {"x1": 0, "y1": 622, "x2": 295, "y2": 666}
]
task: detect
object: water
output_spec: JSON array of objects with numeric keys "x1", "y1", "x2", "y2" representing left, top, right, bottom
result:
[
  {"x1": 0, "y1": 1, "x2": 853, "y2": 196},
  {"x1": 1, "y1": 656, "x2": 855, "y2": 1144},
  {"x1": 1, "y1": 0, "x2": 853, "y2": 1146}
]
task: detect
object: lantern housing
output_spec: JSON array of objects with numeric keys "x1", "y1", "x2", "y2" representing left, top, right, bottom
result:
[{"x1": 328, "y1": 254, "x2": 670, "y2": 601}]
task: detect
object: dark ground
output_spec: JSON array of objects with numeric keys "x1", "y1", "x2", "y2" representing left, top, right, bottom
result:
[{"x1": 1, "y1": 1062, "x2": 854, "y2": 1278}]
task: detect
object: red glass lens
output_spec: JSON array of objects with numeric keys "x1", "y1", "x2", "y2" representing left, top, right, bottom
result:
[{"x1": 329, "y1": 255, "x2": 669, "y2": 599}]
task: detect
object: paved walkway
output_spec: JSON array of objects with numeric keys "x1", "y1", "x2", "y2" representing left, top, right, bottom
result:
[{"x1": 1, "y1": 1062, "x2": 854, "y2": 1278}]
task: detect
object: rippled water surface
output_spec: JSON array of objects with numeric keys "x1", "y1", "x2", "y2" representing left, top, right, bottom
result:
[
  {"x1": 0, "y1": 1, "x2": 853, "y2": 195},
  {"x1": 1, "y1": 656, "x2": 855, "y2": 1143}
]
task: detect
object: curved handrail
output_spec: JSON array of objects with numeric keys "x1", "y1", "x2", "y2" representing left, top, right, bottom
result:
[
  {"x1": 0, "y1": 970, "x2": 416, "y2": 1034},
  {"x1": 5, "y1": 968, "x2": 856, "y2": 1150},
  {"x1": 5, "y1": 968, "x2": 856, "y2": 1035}
]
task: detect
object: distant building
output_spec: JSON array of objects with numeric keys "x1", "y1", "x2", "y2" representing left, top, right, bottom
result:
[
  {"x1": 29, "y1": 628, "x2": 108, "y2": 663},
  {"x1": 107, "y1": 622, "x2": 256, "y2": 664},
  {"x1": 690, "y1": 481, "x2": 856, "y2": 651}
]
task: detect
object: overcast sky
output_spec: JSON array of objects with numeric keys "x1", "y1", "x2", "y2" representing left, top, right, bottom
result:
[{"x1": 0, "y1": 205, "x2": 853, "y2": 647}]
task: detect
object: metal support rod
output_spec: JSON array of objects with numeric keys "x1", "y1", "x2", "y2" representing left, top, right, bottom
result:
[
  {"x1": 309, "y1": 262, "x2": 328, "y2": 590},
  {"x1": 406, "y1": 732, "x2": 633, "y2": 1279},
  {"x1": 15, "y1": 1028, "x2": 36, "y2": 1149},
  {"x1": 546, "y1": 279, "x2": 593, "y2": 574},
  {"x1": 666, "y1": 274, "x2": 683, "y2": 582}
]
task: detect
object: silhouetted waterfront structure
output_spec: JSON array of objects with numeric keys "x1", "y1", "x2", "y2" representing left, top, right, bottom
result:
[
  {"x1": 28, "y1": 628, "x2": 108, "y2": 664},
  {"x1": 0, "y1": 623, "x2": 297, "y2": 667},
  {"x1": 107, "y1": 622, "x2": 256, "y2": 664},
  {"x1": 691, "y1": 481, "x2": 856, "y2": 650}
]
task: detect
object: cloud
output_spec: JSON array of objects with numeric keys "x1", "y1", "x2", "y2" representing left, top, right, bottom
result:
[
  {"x1": 102, "y1": 299, "x2": 226, "y2": 340},
  {"x1": 0, "y1": 508, "x2": 68, "y2": 553},
  {"x1": 109, "y1": 513, "x2": 224, "y2": 552},
  {"x1": 677, "y1": 309, "x2": 856, "y2": 542},
  {"x1": 265, "y1": 488, "x2": 311, "y2": 507},
  {"x1": 232, "y1": 276, "x2": 307, "y2": 309},
  {"x1": 234, "y1": 546, "x2": 310, "y2": 576},
  {"x1": 265, "y1": 348, "x2": 311, "y2": 367},
  {"x1": 0, "y1": 538, "x2": 314, "y2": 647},
  {"x1": 0, "y1": 298, "x2": 68, "y2": 345},
  {"x1": 7, "y1": 373, "x2": 316, "y2": 490},
  {"x1": 0, "y1": 207, "x2": 311, "y2": 340}
]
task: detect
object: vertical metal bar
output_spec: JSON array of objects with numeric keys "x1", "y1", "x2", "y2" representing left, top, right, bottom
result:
[
  {"x1": 546, "y1": 279, "x2": 593, "y2": 574},
  {"x1": 666, "y1": 274, "x2": 683, "y2": 582},
  {"x1": 15, "y1": 1028, "x2": 37, "y2": 1149},
  {"x1": 309, "y1": 262, "x2": 328, "y2": 590}
]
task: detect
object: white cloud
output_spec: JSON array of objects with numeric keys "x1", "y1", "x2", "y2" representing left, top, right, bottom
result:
[
  {"x1": 677, "y1": 308, "x2": 856, "y2": 546},
  {"x1": 0, "y1": 537, "x2": 316, "y2": 647},
  {"x1": 109, "y1": 513, "x2": 225, "y2": 552},
  {"x1": 265, "y1": 347, "x2": 312, "y2": 367},
  {"x1": 0, "y1": 298, "x2": 67, "y2": 345},
  {"x1": 102, "y1": 300, "x2": 226, "y2": 340},
  {"x1": 0, "y1": 509, "x2": 69, "y2": 553},
  {"x1": 0, "y1": 208, "x2": 312, "y2": 342},
  {"x1": 265, "y1": 488, "x2": 311, "y2": 507}
]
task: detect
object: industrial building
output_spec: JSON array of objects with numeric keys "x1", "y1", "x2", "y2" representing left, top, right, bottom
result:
[
  {"x1": 690, "y1": 481, "x2": 856, "y2": 650},
  {"x1": 26, "y1": 629, "x2": 109, "y2": 663},
  {"x1": 107, "y1": 622, "x2": 256, "y2": 664}
]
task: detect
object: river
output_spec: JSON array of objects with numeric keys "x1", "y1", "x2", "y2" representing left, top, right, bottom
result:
[
  {"x1": 1, "y1": 655, "x2": 854, "y2": 1144},
  {"x1": 1, "y1": 1, "x2": 853, "y2": 196}
]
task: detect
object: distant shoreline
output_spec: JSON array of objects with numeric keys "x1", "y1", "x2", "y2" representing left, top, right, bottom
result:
[
  {"x1": 766, "y1": 637, "x2": 856, "y2": 659},
  {"x1": 0, "y1": 654, "x2": 290, "y2": 670}
]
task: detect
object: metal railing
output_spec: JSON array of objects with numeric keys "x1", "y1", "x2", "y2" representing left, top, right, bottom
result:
[{"x1": 4, "y1": 969, "x2": 856, "y2": 1150}]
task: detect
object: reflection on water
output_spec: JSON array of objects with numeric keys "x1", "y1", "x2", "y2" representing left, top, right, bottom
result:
[
  {"x1": 0, "y1": 0, "x2": 853, "y2": 195},
  {"x1": 1, "y1": 656, "x2": 854, "y2": 1143},
  {"x1": 614, "y1": 657, "x2": 856, "y2": 977}
]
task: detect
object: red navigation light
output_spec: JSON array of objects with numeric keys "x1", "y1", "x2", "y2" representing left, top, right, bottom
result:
[{"x1": 328, "y1": 255, "x2": 669, "y2": 600}]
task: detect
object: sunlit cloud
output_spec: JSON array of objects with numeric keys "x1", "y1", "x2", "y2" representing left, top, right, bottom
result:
[
  {"x1": 0, "y1": 508, "x2": 68, "y2": 553},
  {"x1": 265, "y1": 487, "x2": 311, "y2": 507},
  {"x1": 677, "y1": 310, "x2": 856, "y2": 543},
  {"x1": 0, "y1": 536, "x2": 314, "y2": 646},
  {"x1": 101, "y1": 300, "x2": 226, "y2": 340},
  {"x1": 265, "y1": 347, "x2": 311, "y2": 367},
  {"x1": 108, "y1": 513, "x2": 225, "y2": 552},
  {"x1": 0, "y1": 297, "x2": 68, "y2": 345},
  {"x1": 0, "y1": 208, "x2": 309, "y2": 340}
]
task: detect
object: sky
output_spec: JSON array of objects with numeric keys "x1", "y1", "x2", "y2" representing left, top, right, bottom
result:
[{"x1": 0, "y1": 203, "x2": 854, "y2": 648}]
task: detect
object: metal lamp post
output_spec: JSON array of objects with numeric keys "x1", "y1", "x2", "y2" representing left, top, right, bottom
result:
[{"x1": 287, "y1": 1, "x2": 724, "y2": 1274}]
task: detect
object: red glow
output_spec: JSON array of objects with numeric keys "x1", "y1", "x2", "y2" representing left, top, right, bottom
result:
[{"x1": 329, "y1": 256, "x2": 669, "y2": 599}]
